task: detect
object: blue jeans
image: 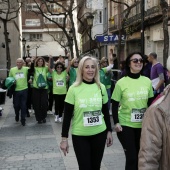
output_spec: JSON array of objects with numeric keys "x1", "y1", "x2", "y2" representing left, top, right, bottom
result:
[
  {"x1": 13, "y1": 89, "x2": 28, "y2": 123},
  {"x1": 107, "y1": 88, "x2": 111, "y2": 111}
]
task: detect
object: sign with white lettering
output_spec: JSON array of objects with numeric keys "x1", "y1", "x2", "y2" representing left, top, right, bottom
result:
[{"x1": 95, "y1": 35, "x2": 126, "y2": 43}]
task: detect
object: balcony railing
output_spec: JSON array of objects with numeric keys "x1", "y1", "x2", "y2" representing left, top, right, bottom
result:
[
  {"x1": 109, "y1": 24, "x2": 118, "y2": 32},
  {"x1": 124, "y1": 6, "x2": 160, "y2": 25}
]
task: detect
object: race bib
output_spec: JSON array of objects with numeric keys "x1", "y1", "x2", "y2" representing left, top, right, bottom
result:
[
  {"x1": 15, "y1": 72, "x2": 25, "y2": 79},
  {"x1": 83, "y1": 110, "x2": 102, "y2": 126},
  {"x1": 131, "y1": 108, "x2": 146, "y2": 122},
  {"x1": 56, "y1": 80, "x2": 64, "y2": 86}
]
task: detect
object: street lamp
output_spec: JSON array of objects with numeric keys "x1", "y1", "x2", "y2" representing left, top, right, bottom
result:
[
  {"x1": 22, "y1": 38, "x2": 26, "y2": 60},
  {"x1": 36, "y1": 45, "x2": 40, "y2": 57},
  {"x1": 86, "y1": 15, "x2": 94, "y2": 54},
  {"x1": 27, "y1": 45, "x2": 30, "y2": 57}
]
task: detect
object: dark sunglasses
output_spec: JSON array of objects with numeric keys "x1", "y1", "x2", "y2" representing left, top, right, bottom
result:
[
  {"x1": 57, "y1": 66, "x2": 62, "y2": 69},
  {"x1": 74, "y1": 61, "x2": 79, "y2": 63},
  {"x1": 130, "y1": 58, "x2": 143, "y2": 63}
]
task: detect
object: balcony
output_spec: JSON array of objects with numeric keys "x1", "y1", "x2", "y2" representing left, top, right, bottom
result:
[
  {"x1": 124, "y1": 5, "x2": 162, "y2": 28},
  {"x1": 145, "y1": 6, "x2": 161, "y2": 18},
  {"x1": 109, "y1": 24, "x2": 119, "y2": 32}
]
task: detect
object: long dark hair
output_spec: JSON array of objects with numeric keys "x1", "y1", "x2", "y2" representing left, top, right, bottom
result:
[{"x1": 125, "y1": 52, "x2": 144, "y2": 76}]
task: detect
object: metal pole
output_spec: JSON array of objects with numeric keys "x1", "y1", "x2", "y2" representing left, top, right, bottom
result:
[
  {"x1": 27, "y1": 50, "x2": 29, "y2": 57},
  {"x1": 141, "y1": 0, "x2": 145, "y2": 56}
]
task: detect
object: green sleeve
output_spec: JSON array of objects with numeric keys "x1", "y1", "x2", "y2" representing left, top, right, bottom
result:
[
  {"x1": 101, "y1": 84, "x2": 108, "y2": 104},
  {"x1": 65, "y1": 86, "x2": 75, "y2": 105},
  {"x1": 111, "y1": 82, "x2": 122, "y2": 102}
]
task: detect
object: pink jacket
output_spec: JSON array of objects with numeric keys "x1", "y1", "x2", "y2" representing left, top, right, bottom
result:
[{"x1": 138, "y1": 85, "x2": 170, "y2": 170}]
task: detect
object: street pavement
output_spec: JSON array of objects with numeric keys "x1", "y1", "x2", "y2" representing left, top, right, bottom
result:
[{"x1": 0, "y1": 97, "x2": 125, "y2": 170}]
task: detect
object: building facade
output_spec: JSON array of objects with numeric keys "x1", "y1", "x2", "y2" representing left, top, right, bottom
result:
[
  {"x1": 109, "y1": 0, "x2": 170, "y2": 65},
  {"x1": 77, "y1": 0, "x2": 110, "y2": 59},
  {"x1": 21, "y1": 0, "x2": 71, "y2": 59},
  {"x1": 0, "y1": 2, "x2": 22, "y2": 78}
]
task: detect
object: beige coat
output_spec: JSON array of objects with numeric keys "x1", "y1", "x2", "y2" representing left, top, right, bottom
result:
[{"x1": 138, "y1": 85, "x2": 170, "y2": 170}]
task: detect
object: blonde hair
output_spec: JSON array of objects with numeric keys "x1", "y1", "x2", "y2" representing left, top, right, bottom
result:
[
  {"x1": 100, "y1": 57, "x2": 107, "y2": 64},
  {"x1": 74, "y1": 56, "x2": 101, "y2": 88},
  {"x1": 71, "y1": 58, "x2": 79, "y2": 66}
]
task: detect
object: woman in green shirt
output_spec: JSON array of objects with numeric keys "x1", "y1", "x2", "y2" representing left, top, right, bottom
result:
[
  {"x1": 49, "y1": 54, "x2": 71, "y2": 123},
  {"x1": 30, "y1": 57, "x2": 48, "y2": 124},
  {"x1": 60, "y1": 56, "x2": 113, "y2": 170},
  {"x1": 68, "y1": 58, "x2": 79, "y2": 88},
  {"x1": 111, "y1": 52, "x2": 154, "y2": 170}
]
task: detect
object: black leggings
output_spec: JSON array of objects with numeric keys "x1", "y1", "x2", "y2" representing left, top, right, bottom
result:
[
  {"x1": 53, "y1": 94, "x2": 66, "y2": 118},
  {"x1": 48, "y1": 90, "x2": 53, "y2": 111},
  {"x1": 72, "y1": 130, "x2": 107, "y2": 170},
  {"x1": 117, "y1": 126, "x2": 141, "y2": 170},
  {"x1": 32, "y1": 88, "x2": 48, "y2": 121}
]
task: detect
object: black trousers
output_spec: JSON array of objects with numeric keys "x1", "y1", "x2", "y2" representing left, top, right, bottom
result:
[
  {"x1": 72, "y1": 130, "x2": 107, "y2": 170},
  {"x1": 53, "y1": 94, "x2": 66, "y2": 118},
  {"x1": 32, "y1": 88, "x2": 48, "y2": 121},
  {"x1": 117, "y1": 126, "x2": 141, "y2": 170},
  {"x1": 48, "y1": 90, "x2": 53, "y2": 111},
  {"x1": 27, "y1": 86, "x2": 32, "y2": 110}
]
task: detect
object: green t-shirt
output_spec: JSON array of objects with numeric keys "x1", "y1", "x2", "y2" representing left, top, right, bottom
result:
[
  {"x1": 33, "y1": 67, "x2": 48, "y2": 89},
  {"x1": 52, "y1": 70, "x2": 67, "y2": 94},
  {"x1": 65, "y1": 82, "x2": 108, "y2": 136},
  {"x1": 69, "y1": 67, "x2": 77, "y2": 87},
  {"x1": 9, "y1": 66, "x2": 29, "y2": 91},
  {"x1": 99, "y1": 68, "x2": 112, "y2": 89},
  {"x1": 111, "y1": 76, "x2": 154, "y2": 128}
]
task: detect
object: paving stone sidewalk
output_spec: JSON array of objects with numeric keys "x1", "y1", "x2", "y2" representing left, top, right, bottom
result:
[{"x1": 0, "y1": 97, "x2": 125, "y2": 170}]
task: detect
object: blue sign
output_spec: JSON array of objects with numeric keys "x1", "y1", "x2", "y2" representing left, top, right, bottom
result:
[{"x1": 96, "y1": 35, "x2": 126, "y2": 43}]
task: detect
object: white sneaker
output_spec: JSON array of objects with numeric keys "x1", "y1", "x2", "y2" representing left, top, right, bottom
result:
[
  {"x1": 109, "y1": 110, "x2": 112, "y2": 116},
  {"x1": 55, "y1": 115, "x2": 59, "y2": 122},
  {"x1": 58, "y1": 117, "x2": 62, "y2": 123}
]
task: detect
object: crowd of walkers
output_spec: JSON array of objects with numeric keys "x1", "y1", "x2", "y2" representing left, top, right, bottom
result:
[{"x1": 5, "y1": 50, "x2": 170, "y2": 170}]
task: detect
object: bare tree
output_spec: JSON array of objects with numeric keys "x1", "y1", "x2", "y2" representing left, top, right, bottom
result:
[
  {"x1": 30, "y1": 0, "x2": 81, "y2": 58},
  {"x1": 0, "y1": 0, "x2": 24, "y2": 76},
  {"x1": 110, "y1": 0, "x2": 138, "y2": 65},
  {"x1": 45, "y1": 24, "x2": 68, "y2": 55},
  {"x1": 111, "y1": 0, "x2": 169, "y2": 67},
  {"x1": 160, "y1": 0, "x2": 169, "y2": 67}
]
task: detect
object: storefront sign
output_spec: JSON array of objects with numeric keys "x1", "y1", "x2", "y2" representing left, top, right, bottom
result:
[{"x1": 96, "y1": 35, "x2": 126, "y2": 43}]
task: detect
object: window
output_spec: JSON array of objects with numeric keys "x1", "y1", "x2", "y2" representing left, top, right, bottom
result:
[
  {"x1": 52, "y1": 32, "x2": 66, "y2": 40},
  {"x1": 45, "y1": 3, "x2": 62, "y2": 13},
  {"x1": 94, "y1": 10, "x2": 103, "y2": 24},
  {"x1": 30, "y1": 34, "x2": 42, "y2": 41},
  {"x1": 44, "y1": 15, "x2": 64, "y2": 24},
  {"x1": 25, "y1": 19, "x2": 40, "y2": 26},
  {"x1": 99, "y1": 11, "x2": 102, "y2": 23},
  {"x1": 26, "y1": 3, "x2": 40, "y2": 11}
]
